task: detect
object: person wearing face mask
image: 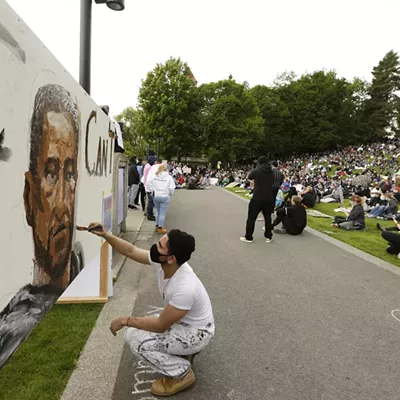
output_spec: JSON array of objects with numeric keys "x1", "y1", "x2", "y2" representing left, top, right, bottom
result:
[
  {"x1": 331, "y1": 195, "x2": 365, "y2": 230},
  {"x1": 86, "y1": 223, "x2": 215, "y2": 397}
]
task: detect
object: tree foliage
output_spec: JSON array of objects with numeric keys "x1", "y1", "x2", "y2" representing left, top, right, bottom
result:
[
  {"x1": 363, "y1": 50, "x2": 400, "y2": 140},
  {"x1": 138, "y1": 57, "x2": 201, "y2": 160},
  {"x1": 199, "y1": 79, "x2": 263, "y2": 163},
  {"x1": 114, "y1": 107, "x2": 148, "y2": 158},
  {"x1": 122, "y1": 50, "x2": 400, "y2": 162}
]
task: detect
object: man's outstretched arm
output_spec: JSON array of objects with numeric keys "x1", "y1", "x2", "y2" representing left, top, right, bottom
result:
[{"x1": 88, "y1": 222, "x2": 150, "y2": 265}]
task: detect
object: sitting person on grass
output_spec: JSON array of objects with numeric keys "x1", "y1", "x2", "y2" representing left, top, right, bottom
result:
[
  {"x1": 300, "y1": 186, "x2": 316, "y2": 208},
  {"x1": 367, "y1": 192, "x2": 398, "y2": 219},
  {"x1": 321, "y1": 182, "x2": 344, "y2": 204},
  {"x1": 271, "y1": 195, "x2": 307, "y2": 235},
  {"x1": 331, "y1": 195, "x2": 365, "y2": 230},
  {"x1": 378, "y1": 216, "x2": 400, "y2": 257}
]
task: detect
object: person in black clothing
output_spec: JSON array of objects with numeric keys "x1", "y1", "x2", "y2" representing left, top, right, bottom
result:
[
  {"x1": 300, "y1": 186, "x2": 316, "y2": 208},
  {"x1": 272, "y1": 161, "x2": 284, "y2": 204},
  {"x1": 272, "y1": 195, "x2": 307, "y2": 235},
  {"x1": 284, "y1": 186, "x2": 298, "y2": 206},
  {"x1": 128, "y1": 157, "x2": 140, "y2": 209},
  {"x1": 331, "y1": 195, "x2": 365, "y2": 230},
  {"x1": 377, "y1": 217, "x2": 400, "y2": 255},
  {"x1": 240, "y1": 156, "x2": 275, "y2": 243},
  {"x1": 134, "y1": 159, "x2": 146, "y2": 212}
]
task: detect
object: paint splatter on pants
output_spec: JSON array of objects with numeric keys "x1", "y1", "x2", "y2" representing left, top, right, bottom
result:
[{"x1": 124, "y1": 322, "x2": 214, "y2": 378}]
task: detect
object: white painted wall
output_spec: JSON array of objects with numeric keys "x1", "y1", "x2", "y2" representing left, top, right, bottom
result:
[{"x1": 0, "y1": 0, "x2": 116, "y2": 311}]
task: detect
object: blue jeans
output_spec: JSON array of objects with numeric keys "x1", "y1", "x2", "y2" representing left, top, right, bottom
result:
[
  {"x1": 368, "y1": 205, "x2": 386, "y2": 217},
  {"x1": 154, "y1": 196, "x2": 170, "y2": 228},
  {"x1": 146, "y1": 192, "x2": 154, "y2": 217}
]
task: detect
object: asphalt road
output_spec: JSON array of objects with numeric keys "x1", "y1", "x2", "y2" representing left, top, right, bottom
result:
[{"x1": 113, "y1": 188, "x2": 400, "y2": 400}]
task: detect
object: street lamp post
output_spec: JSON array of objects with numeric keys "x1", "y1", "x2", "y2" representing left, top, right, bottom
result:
[{"x1": 79, "y1": 0, "x2": 125, "y2": 94}]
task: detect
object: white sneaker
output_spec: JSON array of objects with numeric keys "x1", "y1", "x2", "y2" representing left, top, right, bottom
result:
[
  {"x1": 240, "y1": 237, "x2": 253, "y2": 243},
  {"x1": 265, "y1": 238, "x2": 272, "y2": 243}
]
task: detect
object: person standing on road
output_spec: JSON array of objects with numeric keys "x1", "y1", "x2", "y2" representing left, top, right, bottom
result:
[
  {"x1": 87, "y1": 224, "x2": 215, "y2": 397},
  {"x1": 241, "y1": 156, "x2": 275, "y2": 243},
  {"x1": 143, "y1": 155, "x2": 156, "y2": 221},
  {"x1": 134, "y1": 159, "x2": 146, "y2": 212},
  {"x1": 128, "y1": 157, "x2": 140, "y2": 210},
  {"x1": 146, "y1": 158, "x2": 162, "y2": 221},
  {"x1": 147, "y1": 164, "x2": 176, "y2": 234},
  {"x1": 272, "y1": 160, "x2": 284, "y2": 203}
]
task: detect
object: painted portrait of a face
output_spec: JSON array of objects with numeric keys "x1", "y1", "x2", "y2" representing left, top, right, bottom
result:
[{"x1": 24, "y1": 84, "x2": 79, "y2": 289}]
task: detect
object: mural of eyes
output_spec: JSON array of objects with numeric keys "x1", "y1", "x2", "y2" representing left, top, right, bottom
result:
[
  {"x1": 44, "y1": 157, "x2": 76, "y2": 187},
  {"x1": 44, "y1": 157, "x2": 59, "y2": 185},
  {"x1": 64, "y1": 158, "x2": 75, "y2": 182}
]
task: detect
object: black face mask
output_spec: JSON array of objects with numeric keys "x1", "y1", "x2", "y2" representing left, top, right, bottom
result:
[{"x1": 150, "y1": 244, "x2": 171, "y2": 264}]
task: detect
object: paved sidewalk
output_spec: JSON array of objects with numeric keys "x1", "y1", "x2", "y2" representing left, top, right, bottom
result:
[{"x1": 61, "y1": 209, "x2": 145, "y2": 400}]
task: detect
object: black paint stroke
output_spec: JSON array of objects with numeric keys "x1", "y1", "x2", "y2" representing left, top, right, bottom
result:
[
  {"x1": 0, "y1": 129, "x2": 11, "y2": 161},
  {"x1": 95, "y1": 137, "x2": 102, "y2": 176},
  {"x1": 109, "y1": 123, "x2": 114, "y2": 174},
  {"x1": 102, "y1": 139, "x2": 107, "y2": 176},
  {"x1": 85, "y1": 110, "x2": 117, "y2": 177},
  {"x1": 0, "y1": 22, "x2": 26, "y2": 63},
  {"x1": 85, "y1": 111, "x2": 97, "y2": 175}
]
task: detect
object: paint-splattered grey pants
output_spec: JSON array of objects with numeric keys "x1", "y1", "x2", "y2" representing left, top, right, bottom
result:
[{"x1": 124, "y1": 322, "x2": 214, "y2": 378}]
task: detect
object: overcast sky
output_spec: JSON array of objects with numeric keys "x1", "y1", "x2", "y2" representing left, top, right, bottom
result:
[{"x1": 6, "y1": 0, "x2": 400, "y2": 117}]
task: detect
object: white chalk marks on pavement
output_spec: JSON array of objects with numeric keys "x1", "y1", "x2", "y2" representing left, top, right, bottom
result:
[
  {"x1": 130, "y1": 306, "x2": 163, "y2": 399},
  {"x1": 391, "y1": 309, "x2": 400, "y2": 323},
  {"x1": 131, "y1": 360, "x2": 157, "y2": 400},
  {"x1": 145, "y1": 305, "x2": 164, "y2": 316}
]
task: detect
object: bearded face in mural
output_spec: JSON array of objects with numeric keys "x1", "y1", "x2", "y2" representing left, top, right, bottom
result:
[
  {"x1": 24, "y1": 84, "x2": 79, "y2": 289},
  {"x1": 0, "y1": 84, "x2": 81, "y2": 370}
]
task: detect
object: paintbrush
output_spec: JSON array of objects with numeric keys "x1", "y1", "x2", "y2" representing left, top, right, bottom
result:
[{"x1": 76, "y1": 225, "x2": 103, "y2": 232}]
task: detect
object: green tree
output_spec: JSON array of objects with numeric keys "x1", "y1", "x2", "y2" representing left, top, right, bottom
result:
[
  {"x1": 250, "y1": 85, "x2": 292, "y2": 156},
  {"x1": 364, "y1": 50, "x2": 400, "y2": 140},
  {"x1": 251, "y1": 71, "x2": 363, "y2": 156},
  {"x1": 138, "y1": 57, "x2": 201, "y2": 160},
  {"x1": 346, "y1": 78, "x2": 370, "y2": 143},
  {"x1": 115, "y1": 107, "x2": 148, "y2": 158},
  {"x1": 200, "y1": 79, "x2": 264, "y2": 164}
]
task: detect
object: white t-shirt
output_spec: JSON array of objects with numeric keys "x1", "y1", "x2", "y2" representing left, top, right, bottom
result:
[{"x1": 148, "y1": 253, "x2": 215, "y2": 332}]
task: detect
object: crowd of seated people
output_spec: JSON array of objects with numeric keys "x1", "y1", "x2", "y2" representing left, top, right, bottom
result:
[{"x1": 137, "y1": 138, "x2": 400, "y2": 257}]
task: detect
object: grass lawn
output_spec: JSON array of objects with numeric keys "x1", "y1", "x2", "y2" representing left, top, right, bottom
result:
[
  {"x1": 226, "y1": 187, "x2": 400, "y2": 267},
  {"x1": 0, "y1": 303, "x2": 103, "y2": 400}
]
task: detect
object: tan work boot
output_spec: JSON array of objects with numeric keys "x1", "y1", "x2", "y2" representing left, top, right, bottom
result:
[
  {"x1": 157, "y1": 227, "x2": 167, "y2": 234},
  {"x1": 151, "y1": 369, "x2": 195, "y2": 396}
]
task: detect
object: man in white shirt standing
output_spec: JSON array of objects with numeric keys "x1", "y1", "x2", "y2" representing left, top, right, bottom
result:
[{"x1": 88, "y1": 224, "x2": 215, "y2": 397}]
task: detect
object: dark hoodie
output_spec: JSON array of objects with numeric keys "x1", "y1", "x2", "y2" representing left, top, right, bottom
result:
[{"x1": 248, "y1": 162, "x2": 274, "y2": 201}]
